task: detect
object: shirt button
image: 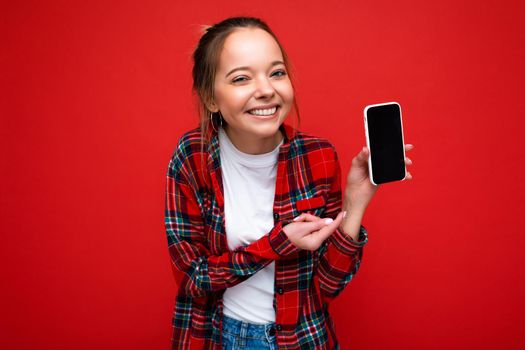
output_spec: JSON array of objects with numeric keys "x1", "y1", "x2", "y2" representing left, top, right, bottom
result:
[
  {"x1": 277, "y1": 288, "x2": 284, "y2": 294},
  {"x1": 276, "y1": 324, "x2": 282, "y2": 331},
  {"x1": 273, "y1": 213, "x2": 280, "y2": 220}
]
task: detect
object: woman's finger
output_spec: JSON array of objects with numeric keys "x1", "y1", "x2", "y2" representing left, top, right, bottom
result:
[
  {"x1": 300, "y1": 219, "x2": 333, "y2": 238},
  {"x1": 404, "y1": 157, "x2": 412, "y2": 165},
  {"x1": 293, "y1": 213, "x2": 322, "y2": 222},
  {"x1": 293, "y1": 213, "x2": 319, "y2": 222},
  {"x1": 405, "y1": 144, "x2": 414, "y2": 152},
  {"x1": 309, "y1": 212, "x2": 345, "y2": 243},
  {"x1": 292, "y1": 213, "x2": 306, "y2": 222},
  {"x1": 405, "y1": 171, "x2": 412, "y2": 180}
]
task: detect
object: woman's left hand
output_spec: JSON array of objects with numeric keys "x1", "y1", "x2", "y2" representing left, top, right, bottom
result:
[{"x1": 344, "y1": 144, "x2": 414, "y2": 212}]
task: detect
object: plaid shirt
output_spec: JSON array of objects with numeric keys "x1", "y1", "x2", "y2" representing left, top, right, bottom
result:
[{"x1": 164, "y1": 123, "x2": 368, "y2": 349}]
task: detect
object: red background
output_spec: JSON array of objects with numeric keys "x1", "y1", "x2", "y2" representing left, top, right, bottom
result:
[{"x1": 2, "y1": 1, "x2": 524, "y2": 349}]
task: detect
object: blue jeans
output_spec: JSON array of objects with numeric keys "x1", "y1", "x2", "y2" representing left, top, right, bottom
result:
[{"x1": 221, "y1": 314, "x2": 278, "y2": 350}]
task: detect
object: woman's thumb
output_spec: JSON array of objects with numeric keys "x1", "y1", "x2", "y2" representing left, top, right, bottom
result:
[
  {"x1": 359, "y1": 146, "x2": 370, "y2": 160},
  {"x1": 316, "y1": 218, "x2": 333, "y2": 229},
  {"x1": 353, "y1": 146, "x2": 369, "y2": 166}
]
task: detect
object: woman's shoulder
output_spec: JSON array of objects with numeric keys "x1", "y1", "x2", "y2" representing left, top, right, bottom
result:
[
  {"x1": 292, "y1": 129, "x2": 338, "y2": 156},
  {"x1": 167, "y1": 126, "x2": 208, "y2": 177},
  {"x1": 177, "y1": 126, "x2": 206, "y2": 147}
]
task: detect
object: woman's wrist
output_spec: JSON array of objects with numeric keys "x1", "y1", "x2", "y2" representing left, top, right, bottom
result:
[
  {"x1": 342, "y1": 197, "x2": 367, "y2": 216},
  {"x1": 339, "y1": 200, "x2": 366, "y2": 240}
]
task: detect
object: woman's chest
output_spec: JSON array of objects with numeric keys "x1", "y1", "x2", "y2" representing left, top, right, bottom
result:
[{"x1": 202, "y1": 167, "x2": 329, "y2": 255}]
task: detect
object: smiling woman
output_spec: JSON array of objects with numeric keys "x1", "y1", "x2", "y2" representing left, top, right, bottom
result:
[
  {"x1": 164, "y1": 15, "x2": 413, "y2": 350},
  {"x1": 208, "y1": 27, "x2": 295, "y2": 155},
  {"x1": 191, "y1": 17, "x2": 303, "y2": 158}
]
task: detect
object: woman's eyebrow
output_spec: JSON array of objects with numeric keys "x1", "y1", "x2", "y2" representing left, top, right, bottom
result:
[{"x1": 225, "y1": 60, "x2": 285, "y2": 78}]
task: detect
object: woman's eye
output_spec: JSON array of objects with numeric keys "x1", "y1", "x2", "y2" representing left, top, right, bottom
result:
[
  {"x1": 272, "y1": 70, "x2": 287, "y2": 77},
  {"x1": 232, "y1": 70, "x2": 286, "y2": 83},
  {"x1": 232, "y1": 76, "x2": 248, "y2": 83}
]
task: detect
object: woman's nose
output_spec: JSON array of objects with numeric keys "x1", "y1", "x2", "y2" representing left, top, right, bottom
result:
[{"x1": 253, "y1": 77, "x2": 275, "y2": 98}]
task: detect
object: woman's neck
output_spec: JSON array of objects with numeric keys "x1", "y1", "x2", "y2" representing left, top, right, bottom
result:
[{"x1": 222, "y1": 125, "x2": 283, "y2": 155}]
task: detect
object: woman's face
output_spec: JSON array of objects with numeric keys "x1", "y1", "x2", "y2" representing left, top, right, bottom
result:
[{"x1": 211, "y1": 27, "x2": 294, "y2": 153}]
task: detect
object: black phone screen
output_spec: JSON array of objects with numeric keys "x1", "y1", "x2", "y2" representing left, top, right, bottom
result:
[{"x1": 366, "y1": 103, "x2": 406, "y2": 184}]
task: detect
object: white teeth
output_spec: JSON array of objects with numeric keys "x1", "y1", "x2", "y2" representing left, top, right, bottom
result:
[{"x1": 248, "y1": 107, "x2": 277, "y2": 116}]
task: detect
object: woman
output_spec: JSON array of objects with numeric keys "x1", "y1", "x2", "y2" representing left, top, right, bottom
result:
[{"x1": 164, "y1": 16, "x2": 413, "y2": 350}]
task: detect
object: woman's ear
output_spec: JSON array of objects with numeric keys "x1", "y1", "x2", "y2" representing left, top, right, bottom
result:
[{"x1": 205, "y1": 98, "x2": 219, "y2": 113}]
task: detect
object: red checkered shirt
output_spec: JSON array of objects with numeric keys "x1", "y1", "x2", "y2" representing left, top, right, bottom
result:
[{"x1": 164, "y1": 123, "x2": 368, "y2": 349}]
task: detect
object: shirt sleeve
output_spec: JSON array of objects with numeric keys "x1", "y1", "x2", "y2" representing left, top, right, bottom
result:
[
  {"x1": 315, "y1": 145, "x2": 369, "y2": 305},
  {"x1": 164, "y1": 152, "x2": 299, "y2": 298}
]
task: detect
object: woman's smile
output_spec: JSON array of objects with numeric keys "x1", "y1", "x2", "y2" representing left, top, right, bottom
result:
[{"x1": 246, "y1": 105, "x2": 280, "y2": 120}]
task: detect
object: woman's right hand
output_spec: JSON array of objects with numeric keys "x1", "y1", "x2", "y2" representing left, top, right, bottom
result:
[{"x1": 282, "y1": 211, "x2": 345, "y2": 251}]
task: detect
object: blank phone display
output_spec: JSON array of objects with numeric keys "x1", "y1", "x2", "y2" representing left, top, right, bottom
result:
[{"x1": 366, "y1": 103, "x2": 405, "y2": 184}]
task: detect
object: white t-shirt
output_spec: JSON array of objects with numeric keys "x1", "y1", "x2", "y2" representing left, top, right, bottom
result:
[{"x1": 218, "y1": 126, "x2": 283, "y2": 324}]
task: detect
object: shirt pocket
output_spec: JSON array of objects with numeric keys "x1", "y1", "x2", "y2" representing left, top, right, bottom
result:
[{"x1": 294, "y1": 195, "x2": 326, "y2": 217}]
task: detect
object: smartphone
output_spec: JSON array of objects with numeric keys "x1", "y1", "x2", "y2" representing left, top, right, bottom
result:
[{"x1": 364, "y1": 102, "x2": 406, "y2": 185}]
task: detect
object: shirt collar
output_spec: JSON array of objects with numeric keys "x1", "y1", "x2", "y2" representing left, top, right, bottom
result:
[
  {"x1": 205, "y1": 122, "x2": 296, "y2": 207},
  {"x1": 206, "y1": 123, "x2": 296, "y2": 164}
]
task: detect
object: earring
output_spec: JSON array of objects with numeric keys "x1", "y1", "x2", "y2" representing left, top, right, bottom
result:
[{"x1": 209, "y1": 111, "x2": 223, "y2": 132}]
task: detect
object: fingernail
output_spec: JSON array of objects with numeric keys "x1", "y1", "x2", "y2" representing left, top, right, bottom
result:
[
  {"x1": 343, "y1": 211, "x2": 347, "y2": 218},
  {"x1": 293, "y1": 216, "x2": 300, "y2": 221},
  {"x1": 325, "y1": 218, "x2": 333, "y2": 225}
]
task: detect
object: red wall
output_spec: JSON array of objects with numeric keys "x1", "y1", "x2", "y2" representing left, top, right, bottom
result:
[{"x1": 2, "y1": 1, "x2": 524, "y2": 349}]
